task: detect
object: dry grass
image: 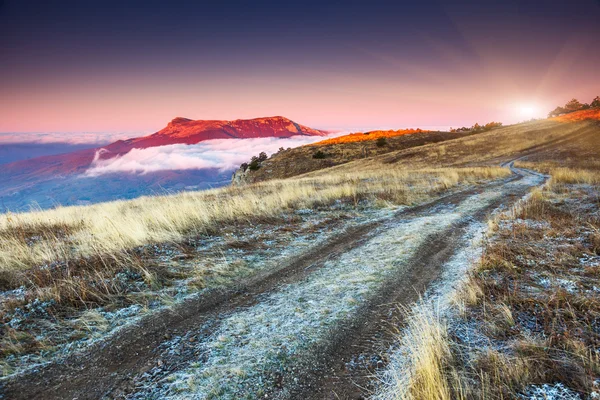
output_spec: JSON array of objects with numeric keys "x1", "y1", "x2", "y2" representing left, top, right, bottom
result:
[
  {"x1": 516, "y1": 161, "x2": 600, "y2": 185},
  {"x1": 379, "y1": 161, "x2": 600, "y2": 399},
  {"x1": 403, "y1": 306, "x2": 454, "y2": 400},
  {"x1": 0, "y1": 166, "x2": 509, "y2": 275},
  {"x1": 446, "y1": 178, "x2": 600, "y2": 399},
  {"x1": 376, "y1": 303, "x2": 458, "y2": 400}
]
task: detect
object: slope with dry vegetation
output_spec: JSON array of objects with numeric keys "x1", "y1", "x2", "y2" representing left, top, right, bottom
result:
[
  {"x1": 375, "y1": 128, "x2": 600, "y2": 399},
  {"x1": 0, "y1": 160, "x2": 509, "y2": 377},
  {"x1": 234, "y1": 128, "x2": 479, "y2": 184},
  {"x1": 2, "y1": 116, "x2": 599, "y2": 399},
  {"x1": 397, "y1": 174, "x2": 600, "y2": 399}
]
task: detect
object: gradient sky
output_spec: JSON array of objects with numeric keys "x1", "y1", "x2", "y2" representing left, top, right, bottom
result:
[{"x1": 1, "y1": 0, "x2": 599, "y2": 135}]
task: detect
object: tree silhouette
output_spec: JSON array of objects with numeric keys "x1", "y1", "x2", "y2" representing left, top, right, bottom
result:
[
  {"x1": 564, "y1": 98, "x2": 584, "y2": 113},
  {"x1": 548, "y1": 106, "x2": 566, "y2": 117}
]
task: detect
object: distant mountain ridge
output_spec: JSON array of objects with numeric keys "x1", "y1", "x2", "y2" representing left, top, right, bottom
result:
[
  {"x1": 102, "y1": 116, "x2": 327, "y2": 154},
  {"x1": 0, "y1": 116, "x2": 327, "y2": 211}
]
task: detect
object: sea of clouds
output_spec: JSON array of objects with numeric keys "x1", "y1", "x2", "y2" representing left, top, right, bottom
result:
[
  {"x1": 84, "y1": 134, "x2": 347, "y2": 177},
  {"x1": 0, "y1": 132, "x2": 138, "y2": 145}
]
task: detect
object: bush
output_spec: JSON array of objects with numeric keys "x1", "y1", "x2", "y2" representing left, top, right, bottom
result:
[
  {"x1": 548, "y1": 96, "x2": 599, "y2": 117},
  {"x1": 248, "y1": 159, "x2": 261, "y2": 171},
  {"x1": 450, "y1": 121, "x2": 502, "y2": 133},
  {"x1": 258, "y1": 152, "x2": 268, "y2": 162},
  {"x1": 312, "y1": 150, "x2": 326, "y2": 159},
  {"x1": 548, "y1": 106, "x2": 566, "y2": 117},
  {"x1": 376, "y1": 137, "x2": 387, "y2": 147},
  {"x1": 484, "y1": 121, "x2": 503, "y2": 130},
  {"x1": 240, "y1": 162, "x2": 249, "y2": 172},
  {"x1": 564, "y1": 98, "x2": 584, "y2": 113}
]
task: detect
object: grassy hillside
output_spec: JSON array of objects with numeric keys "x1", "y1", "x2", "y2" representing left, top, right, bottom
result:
[
  {"x1": 1, "y1": 117, "x2": 599, "y2": 389},
  {"x1": 373, "y1": 117, "x2": 600, "y2": 400},
  {"x1": 306, "y1": 119, "x2": 599, "y2": 177},
  {"x1": 237, "y1": 129, "x2": 477, "y2": 183},
  {"x1": 237, "y1": 117, "x2": 598, "y2": 185}
]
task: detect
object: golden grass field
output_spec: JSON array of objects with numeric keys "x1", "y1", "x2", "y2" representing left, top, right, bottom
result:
[{"x1": 0, "y1": 166, "x2": 509, "y2": 273}]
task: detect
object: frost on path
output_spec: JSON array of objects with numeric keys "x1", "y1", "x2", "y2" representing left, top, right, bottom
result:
[
  {"x1": 519, "y1": 383, "x2": 582, "y2": 400},
  {"x1": 373, "y1": 169, "x2": 547, "y2": 400},
  {"x1": 131, "y1": 187, "x2": 511, "y2": 400},
  {"x1": 373, "y1": 222, "x2": 486, "y2": 400}
]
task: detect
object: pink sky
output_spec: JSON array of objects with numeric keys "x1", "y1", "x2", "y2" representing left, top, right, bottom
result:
[{"x1": 1, "y1": 1, "x2": 599, "y2": 136}]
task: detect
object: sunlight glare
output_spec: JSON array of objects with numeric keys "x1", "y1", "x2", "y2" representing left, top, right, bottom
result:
[{"x1": 515, "y1": 103, "x2": 542, "y2": 121}]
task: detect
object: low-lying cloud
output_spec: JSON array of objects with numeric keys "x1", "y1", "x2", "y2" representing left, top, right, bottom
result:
[
  {"x1": 0, "y1": 132, "x2": 141, "y2": 145},
  {"x1": 84, "y1": 134, "x2": 345, "y2": 177}
]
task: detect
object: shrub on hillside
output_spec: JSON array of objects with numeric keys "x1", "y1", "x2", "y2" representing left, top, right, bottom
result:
[
  {"x1": 564, "y1": 98, "x2": 584, "y2": 113},
  {"x1": 376, "y1": 137, "x2": 387, "y2": 147},
  {"x1": 248, "y1": 159, "x2": 261, "y2": 171},
  {"x1": 548, "y1": 106, "x2": 566, "y2": 118},
  {"x1": 242, "y1": 152, "x2": 269, "y2": 171},
  {"x1": 450, "y1": 121, "x2": 502, "y2": 133},
  {"x1": 312, "y1": 150, "x2": 327, "y2": 159},
  {"x1": 484, "y1": 121, "x2": 503, "y2": 130},
  {"x1": 548, "y1": 96, "x2": 599, "y2": 117}
]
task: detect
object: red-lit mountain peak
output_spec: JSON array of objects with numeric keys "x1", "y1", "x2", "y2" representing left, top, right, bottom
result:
[{"x1": 103, "y1": 116, "x2": 327, "y2": 154}]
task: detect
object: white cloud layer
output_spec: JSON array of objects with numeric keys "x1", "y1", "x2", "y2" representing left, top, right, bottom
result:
[
  {"x1": 84, "y1": 134, "x2": 346, "y2": 177},
  {"x1": 0, "y1": 132, "x2": 141, "y2": 145}
]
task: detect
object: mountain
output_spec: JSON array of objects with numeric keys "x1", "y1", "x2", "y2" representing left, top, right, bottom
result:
[
  {"x1": 102, "y1": 116, "x2": 326, "y2": 154},
  {"x1": 0, "y1": 116, "x2": 326, "y2": 211}
]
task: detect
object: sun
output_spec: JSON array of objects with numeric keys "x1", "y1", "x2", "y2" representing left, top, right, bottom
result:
[{"x1": 515, "y1": 103, "x2": 542, "y2": 121}]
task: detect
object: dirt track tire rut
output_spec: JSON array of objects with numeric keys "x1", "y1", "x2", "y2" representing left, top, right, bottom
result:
[{"x1": 290, "y1": 172, "x2": 538, "y2": 399}]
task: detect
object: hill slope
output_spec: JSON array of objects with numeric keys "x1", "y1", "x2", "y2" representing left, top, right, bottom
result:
[
  {"x1": 233, "y1": 128, "x2": 479, "y2": 184},
  {"x1": 1, "y1": 118, "x2": 599, "y2": 399}
]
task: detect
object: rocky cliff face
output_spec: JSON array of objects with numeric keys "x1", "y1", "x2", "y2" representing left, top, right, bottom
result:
[{"x1": 231, "y1": 167, "x2": 250, "y2": 186}]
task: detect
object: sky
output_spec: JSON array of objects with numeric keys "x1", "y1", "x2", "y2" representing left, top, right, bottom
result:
[{"x1": 1, "y1": 0, "x2": 599, "y2": 137}]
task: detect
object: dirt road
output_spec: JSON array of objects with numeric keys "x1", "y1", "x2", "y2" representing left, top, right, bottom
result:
[{"x1": 0, "y1": 166, "x2": 545, "y2": 400}]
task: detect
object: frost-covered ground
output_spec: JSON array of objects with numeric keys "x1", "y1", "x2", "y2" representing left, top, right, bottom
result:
[
  {"x1": 0, "y1": 206, "x2": 379, "y2": 377},
  {"x1": 373, "y1": 169, "x2": 548, "y2": 399},
  {"x1": 128, "y1": 183, "x2": 527, "y2": 399},
  {"x1": 374, "y1": 180, "x2": 600, "y2": 399},
  {"x1": 373, "y1": 221, "x2": 487, "y2": 400}
]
